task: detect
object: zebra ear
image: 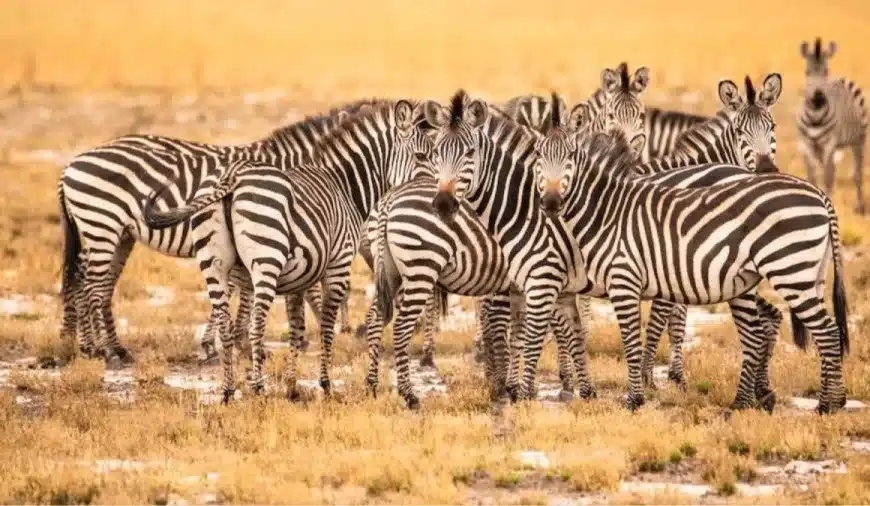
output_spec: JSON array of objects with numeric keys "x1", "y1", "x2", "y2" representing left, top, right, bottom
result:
[
  {"x1": 827, "y1": 41, "x2": 838, "y2": 58},
  {"x1": 629, "y1": 134, "x2": 646, "y2": 159},
  {"x1": 423, "y1": 100, "x2": 449, "y2": 128},
  {"x1": 631, "y1": 67, "x2": 651, "y2": 94},
  {"x1": 800, "y1": 41, "x2": 811, "y2": 59},
  {"x1": 394, "y1": 100, "x2": 415, "y2": 130},
  {"x1": 601, "y1": 67, "x2": 621, "y2": 94},
  {"x1": 566, "y1": 102, "x2": 590, "y2": 132},
  {"x1": 717, "y1": 79, "x2": 744, "y2": 113},
  {"x1": 336, "y1": 110, "x2": 352, "y2": 123},
  {"x1": 758, "y1": 73, "x2": 783, "y2": 108},
  {"x1": 464, "y1": 99, "x2": 489, "y2": 129}
]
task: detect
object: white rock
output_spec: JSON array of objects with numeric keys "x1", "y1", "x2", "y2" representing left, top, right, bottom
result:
[
  {"x1": 0, "y1": 297, "x2": 34, "y2": 316},
  {"x1": 619, "y1": 481, "x2": 711, "y2": 497},
  {"x1": 146, "y1": 285, "x2": 175, "y2": 306},
  {"x1": 790, "y1": 397, "x2": 867, "y2": 411},
  {"x1": 847, "y1": 440, "x2": 870, "y2": 453},
  {"x1": 759, "y1": 459, "x2": 847, "y2": 476},
  {"x1": 517, "y1": 450, "x2": 551, "y2": 469}
]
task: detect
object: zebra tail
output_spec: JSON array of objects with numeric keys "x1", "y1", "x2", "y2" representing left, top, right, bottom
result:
[
  {"x1": 827, "y1": 197, "x2": 850, "y2": 357},
  {"x1": 373, "y1": 199, "x2": 399, "y2": 324},
  {"x1": 59, "y1": 182, "x2": 81, "y2": 299},
  {"x1": 437, "y1": 286, "x2": 448, "y2": 320},
  {"x1": 791, "y1": 310, "x2": 810, "y2": 351},
  {"x1": 143, "y1": 158, "x2": 248, "y2": 230}
]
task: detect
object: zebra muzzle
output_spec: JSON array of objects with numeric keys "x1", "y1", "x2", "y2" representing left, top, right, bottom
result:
[
  {"x1": 756, "y1": 154, "x2": 778, "y2": 174},
  {"x1": 432, "y1": 191, "x2": 459, "y2": 223},
  {"x1": 541, "y1": 191, "x2": 563, "y2": 217}
]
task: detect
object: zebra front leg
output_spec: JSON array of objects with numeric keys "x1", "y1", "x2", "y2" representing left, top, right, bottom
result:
[
  {"x1": 517, "y1": 289, "x2": 559, "y2": 401},
  {"x1": 338, "y1": 290, "x2": 352, "y2": 334},
  {"x1": 665, "y1": 304, "x2": 688, "y2": 389},
  {"x1": 609, "y1": 282, "x2": 645, "y2": 411},
  {"x1": 481, "y1": 293, "x2": 512, "y2": 400},
  {"x1": 852, "y1": 139, "x2": 866, "y2": 215},
  {"x1": 506, "y1": 295, "x2": 525, "y2": 402},
  {"x1": 284, "y1": 292, "x2": 306, "y2": 401},
  {"x1": 754, "y1": 297, "x2": 783, "y2": 413},
  {"x1": 559, "y1": 295, "x2": 596, "y2": 400},
  {"x1": 419, "y1": 290, "x2": 442, "y2": 369},
  {"x1": 317, "y1": 273, "x2": 351, "y2": 396},
  {"x1": 472, "y1": 296, "x2": 489, "y2": 364},
  {"x1": 823, "y1": 149, "x2": 837, "y2": 198},
  {"x1": 550, "y1": 305, "x2": 577, "y2": 402},
  {"x1": 803, "y1": 152, "x2": 818, "y2": 187}
]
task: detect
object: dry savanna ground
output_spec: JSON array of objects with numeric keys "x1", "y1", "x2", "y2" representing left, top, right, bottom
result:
[{"x1": 3, "y1": 0, "x2": 870, "y2": 504}]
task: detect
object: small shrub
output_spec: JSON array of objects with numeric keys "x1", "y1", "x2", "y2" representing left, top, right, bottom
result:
[
  {"x1": 679, "y1": 442, "x2": 698, "y2": 458},
  {"x1": 669, "y1": 451, "x2": 684, "y2": 464},
  {"x1": 695, "y1": 380, "x2": 713, "y2": 395},
  {"x1": 727, "y1": 440, "x2": 750, "y2": 456},
  {"x1": 716, "y1": 481, "x2": 737, "y2": 496},
  {"x1": 494, "y1": 472, "x2": 521, "y2": 488}
]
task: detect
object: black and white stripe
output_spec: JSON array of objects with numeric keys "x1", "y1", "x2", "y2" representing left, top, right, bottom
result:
[
  {"x1": 797, "y1": 37, "x2": 869, "y2": 214},
  {"x1": 59, "y1": 100, "x2": 376, "y2": 365},
  {"x1": 142, "y1": 101, "x2": 433, "y2": 402},
  {"x1": 542, "y1": 130, "x2": 849, "y2": 414}
]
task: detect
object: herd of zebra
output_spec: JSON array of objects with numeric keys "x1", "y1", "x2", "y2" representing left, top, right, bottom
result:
[{"x1": 56, "y1": 38, "x2": 866, "y2": 415}]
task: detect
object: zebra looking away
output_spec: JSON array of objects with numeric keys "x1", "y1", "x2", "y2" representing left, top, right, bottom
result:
[
  {"x1": 797, "y1": 37, "x2": 869, "y2": 214},
  {"x1": 142, "y1": 100, "x2": 434, "y2": 402},
  {"x1": 539, "y1": 129, "x2": 849, "y2": 414},
  {"x1": 59, "y1": 100, "x2": 377, "y2": 367}
]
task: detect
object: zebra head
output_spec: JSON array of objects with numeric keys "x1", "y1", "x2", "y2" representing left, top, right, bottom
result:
[
  {"x1": 555, "y1": 129, "x2": 645, "y2": 219},
  {"x1": 390, "y1": 100, "x2": 437, "y2": 183},
  {"x1": 536, "y1": 114, "x2": 645, "y2": 219},
  {"x1": 800, "y1": 37, "x2": 837, "y2": 110},
  {"x1": 718, "y1": 74, "x2": 782, "y2": 173},
  {"x1": 596, "y1": 62, "x2": 650, "y2": 141},
  {"x1": 533, "y1": 92, "x2": 588, "y2": 217},
  {"x1": 422, "y1": 89, "x2": 489, "y2": 223}
]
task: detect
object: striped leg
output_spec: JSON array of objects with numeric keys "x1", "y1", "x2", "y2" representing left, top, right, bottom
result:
[
  {"x1": 609, "y1": 272, "x2": 645, "y2": 410},
  {"x1": 823, "y1": 148, "x2": 837, "y2": 197},
  {"x1": 245, "y1": 265, "x2": 280, "y2": 396},
  {"x1": 392, "y1": 279, "x2": 434, "y2": 409},
  {"x1": 852, "y1": 139, "x2": 866, "y2": 215},
  {"x1": 803, "y1": 152, "x2": 819, "y2": 187},
  {"x1": 641, "y1": 300, "x2": 671, "y2": 389},
  {"x1": 81, "y1": 237, "x2": 133, "y2": 368},
  {"x1": 550, "y1": 306, "x2": 577, "y2": 401},
  {"x1": 506, "y1": 296, "x2": 525, "y2": 400},
  {"x1": 481, "y1": 293, "x2": 511, "y2": 400},
  {"x1": 754, "y1": 297, "x2": 783, "y2": 412},
  {"x1": 419, "y1": 291, "x2": 442, "y2": 368},
  {"x1": 641, "y1": 300, "x2": 687, "y2": 390},
  {"x1": 317, "y1": 271, "x2": 351, "y2": 396},
  {"x1": 517, "y1": 289, "x2": 559, "y2": 401},
  {"x1": 665, "y1": 305, "x2": 688, "y2": 388},
  {"x1": 284, "y1": 292, "x2": 306, "y2": 401},
  {"x1": 364, "y1": 290, "x2": 388, "y2": 397},
  {"x1": 728, "y1": 292, "x2": 766, "y2": 410},
  {"x1": 559, "y1": 295, "x2": 596, "y2": 399},
  {"x1": 233, "y1": 282, "x2": 255, "y2": 360},
  {"x1": 472, "y1": 297, "x2": 488, "y2": 364}
]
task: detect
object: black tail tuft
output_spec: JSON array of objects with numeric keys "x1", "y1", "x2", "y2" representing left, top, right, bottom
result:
[
  {"x1": 791, "y1": 309, "x2": 810, "y2": 351},
  {"x1": 437, "y1": 286, "x2": 448, "y2": 320},
  {"x1": 59, "y1": 184, "x2": 81, "y2": 295},
  {"x1": 834, "y1": 257, "x2": 850, "y2": 357}
]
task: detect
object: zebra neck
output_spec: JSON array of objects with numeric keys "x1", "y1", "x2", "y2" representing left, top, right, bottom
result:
[
  {"x1": 262, "y1": 113, "x2": 341, "y2": 167},
  {"x1": 666, "y1": 114, "x2": 740, "y2": 166},
  {"x1": 563, "y1": 163, "x2": 635, "y2": 246}
]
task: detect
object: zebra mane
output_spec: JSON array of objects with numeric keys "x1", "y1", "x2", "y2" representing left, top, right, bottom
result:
[
  {"x1": 618, "y1": 62, "x2": 630, "y2": 91},
  {"x1": 582, "y1": 129, "x2": 637, "y2": 178},
  {"x1": 267, "y1": 98, "x2": 386, "y2": 144},
  {"x1": 745, "y1": 76, "x2": 757, "y2": 106},
  {"x1": 550, "y1": 91, "x2": 562, "y2": 128},
  {"x1": 449, "y1": 89, "x2": 467, "y2": 130},
  {"x1": 814, "y1": 37, "x2": 823, "y2": 60},
  {"x1": 309, "y1": 101, "x2": 394, "y2": 158}
]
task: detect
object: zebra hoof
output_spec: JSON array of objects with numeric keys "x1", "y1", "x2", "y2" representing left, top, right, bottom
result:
[
  {"x1": 668, "y1": 371, "x2": 687, "y2": 391},
  {"x1": 222, "y1": 389, "x2": 235, "y2": 405},
  {"x1": 249, "y1": 381, "x2": 265, "y2": 397},
  {"x1": 625, "y1": 393, "x2": 645, "y2": 412},
  {"x1": 728, "y1": 399, "x2": 754, "y2": 411},
  {"x1": 104, "y1": 351, "x2": 133, "y2": 371},
  {"x1": 320, "y1": 378, "x2": 331, "y2": 395},
  {"x1": 856, "y1": 203, "x2": 866, "y2": 216},
  {"x1": 578, "y1": 385, "x2": 597, "y2": 400},
  {"x1": 757, "y1": 391, "x2": 776, "y2": 414},
  {"x1": 641, "y1": 369, "x2": 657, "y2": 390},
  {"x1": 296, "y1": 338, "x2": 310, "y2": 352},
  {"x1": 287, "y1": 389, "x2": 302, "y2": 403},
  {"x1": 340, "y1": 325, "x2": 353, "y2": 334},
  {"x1": 558, "y1": 389, "x2": 575, "y2": 402},
  {"x1": 418, "y1": 354, "x2": 436, "y2": 369},
  {"x1": 405, "y1": 394, "x2": 421, "y2": 411}
]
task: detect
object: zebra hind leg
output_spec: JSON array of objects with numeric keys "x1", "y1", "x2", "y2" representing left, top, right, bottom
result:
[
  {"x1": 99, "y1": 233, "x2": 136, "y2": 367},
  {"x1": 284, "y1": 292, "x2": 306, "y2": 401},
  {"x1": 852, "y1": 139, "x2": 866, "y2": 215},
  {"x1": 550, "y1": 305, "x2": 576, "y2": 402},
  {"x1": 665, "y1": 304, "x2": 688, "y2": 390},
  {"x1": 641, "y1": 299, "x2": 671, "y2": 390},
  {"x1": 245, "y1": 266, "x2": 282, "y2": 397},
  {"x1": 479, "y1": 293, "x2": 511, "y2": 401},
  {"x1": 392, "y1": 285, "x2": 433, "y2": 410},
  {"x1": 754, "y1": 297, "x2": 782, "y2": 413},
  {"x1": 726, "y1": 293, "x2": 766, "y2": 411},
  {"x1": 419, "y1": 289, "x2": 443, "y2": 369},
  {"x1": 516, "y1": 290, "x2": 560, "y2": 402},
  {"x1": 564, "y1": 295, "x2": 596, "y2": 400},
  {"x1": 317, "y1": 274, "x2": 351, "y2": 397},
  {"x1": 608, "y1": 283, "x2": 646, "y2": 411}
]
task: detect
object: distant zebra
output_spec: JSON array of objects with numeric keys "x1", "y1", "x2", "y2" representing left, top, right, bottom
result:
[
  {"x1": 538, "y1": 129, "x2": 849, "y2": 414},
  {"x1": 797, "y1": 37, "x2": 869, "y2": 214},
  {"x1": 142, "y1": 100, "x2": 434, "y2": 402},
  {"x1": 59, "y1": 100, "x2": 377, "y2": 366}
]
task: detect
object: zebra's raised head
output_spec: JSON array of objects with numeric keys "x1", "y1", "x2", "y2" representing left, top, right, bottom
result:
[
  {"x1": 537, "y1": 123, "x2": 645, "y2": 218},
  {"x1": 596, "y1": 62, "x2": 650, "y2": 141},
  {"x1": 800, "y1": 37, "x2": 838, "y2": 110},
  {"x1": 533, "y1": 91, "x2": 588, "y2": 217},
  {"x1": 717, "y1": 73, "x2": 782, "y2": 173},
  {"x1": 424, "y1": 89, "x2": 489, "y2": 222}
]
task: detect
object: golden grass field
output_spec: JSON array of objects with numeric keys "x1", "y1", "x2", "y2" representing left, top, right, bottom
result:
[{"x1": 3, "y1": 0, "x2": 870, "y2": 504}]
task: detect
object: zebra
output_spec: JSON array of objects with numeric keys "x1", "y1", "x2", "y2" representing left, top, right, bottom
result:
[
  {"x1": 641, "y1": 107, "x2": 709, "y2": 163},
  {"x1": 631, "y1": 74, "x2": 785, "y2": 390},
  {"x1": 59, "y1": 99, "x2": 379, "y2": 366},
  {"x1": 797, "y1": 37, "x2": 869, "y2": 214},
  {"x1": 537, "y1": 129, "x2": 849, "y2": 414},
  {"x1": 141, "y1": 100, "x2": 435, "y2": 402},
  {"x1": 364, "y1": 92, "x2": 594, "y2": 407}
]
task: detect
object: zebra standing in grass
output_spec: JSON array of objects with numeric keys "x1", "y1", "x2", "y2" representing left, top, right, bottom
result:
[
  {"x1": 632, "y1": 74, "x2": 785, "y2": 391},
  {"x1": 537, "y1": 129, "x2": 849, "y2": 413},
  {"x1": 59, "y1": 100, "x2": 377, "y2": 366},
  {"x1": 797, "y1": 37, "x2": 869, "y2": 214},
  {"x1": 365, "y1": 91, "x2": 596, "y2": 407},
  {"x1": 142, "y1": 101, "x2": 434, "y2": 402}
]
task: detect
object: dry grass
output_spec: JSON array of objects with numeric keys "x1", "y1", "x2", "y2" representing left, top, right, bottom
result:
[{"x1": 3, "y1": 0, "x2": 870, "y2": 503}]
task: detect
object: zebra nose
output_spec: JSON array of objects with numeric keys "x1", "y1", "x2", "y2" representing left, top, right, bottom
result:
[
  {"x1": 432, "y1": 191, "x2": 459, "y2": 223},
  {"x1": 756, "y1": 154, "x2": 778, "y2": 174},
  {"x1": 810, "y1": 90, "x2": 827, "y2": 109},
  {"x1": 541, "y1": 191, "x2": 563, "y2": 217}
]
